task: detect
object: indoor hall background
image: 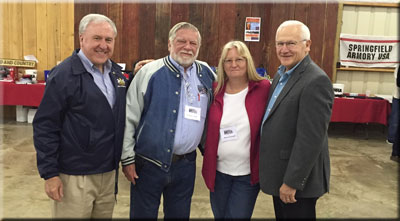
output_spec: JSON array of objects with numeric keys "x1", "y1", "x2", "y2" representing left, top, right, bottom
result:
[{"x1": 1, "y1": 1, "x2": 338, "y2": 80}]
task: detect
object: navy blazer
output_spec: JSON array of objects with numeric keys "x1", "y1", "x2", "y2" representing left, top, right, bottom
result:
[
  {"x1": 259, "y1": 55, "x2": 334, "y2": 198},
  {"x1": 33, "y1": 49, "x2": 127, "y2": 180}
]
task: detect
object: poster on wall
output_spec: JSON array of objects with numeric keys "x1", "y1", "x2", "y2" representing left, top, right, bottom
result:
[
  {"x1": 244, "y1": 17, "x2": 261, "y2": 42},
  {"x1": 340, "y1": 34, "x2": 399, "y2": 68}
]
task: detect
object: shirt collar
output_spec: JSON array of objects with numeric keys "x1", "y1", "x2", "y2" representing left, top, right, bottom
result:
[
  {"x1": 77, "y1": 49, "x2": 112, "y2": 73},
  {"x1": 277, "y1": 57, "x2": 305, "y2": 78},
  {"x1": 169, "y1": 56, "x2": 195, "y2": 75}
]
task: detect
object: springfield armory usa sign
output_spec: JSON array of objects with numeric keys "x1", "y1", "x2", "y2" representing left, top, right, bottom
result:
[{"x1": 340, "y1": 34, "x2": 399, "y2": 68}]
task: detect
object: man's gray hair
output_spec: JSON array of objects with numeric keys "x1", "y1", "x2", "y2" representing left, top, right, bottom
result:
[
  {"x1": 276, "y1": 20, "x2": 310, "y2": 41},
  {"x1": 168, "y1": 22, "x2": 201, "y2": 45},
  {"x1": 79, "y1": 13, "x2": 117, "y2": 37}
]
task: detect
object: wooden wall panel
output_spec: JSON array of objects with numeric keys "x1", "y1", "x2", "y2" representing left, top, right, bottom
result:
[
  {"x1": 1, "y1": 1, "x2": 10, "y2": 58},
  {"x1": 36, "y1": 2, "x2": 48, "y2": 76},
  {"x1": 60, "y1": 1, "x2": 75, "y2": 61},
  {"x1": 188, "y1": 4, "x2": 202, "y2": 32},
  {"x1": 234, "y1": 4, "x2": 251, "y2": 42},
  {"x1": 172, "y1": 3, "x2": 189, "y2": 27},
  {"x1": 9, "y1": 1, "x2": 23, "y2": 60},
  {"x1": 138, "y1": 4, "x2": 156, "y2": 60},
  {"x1": 122, "y1": 3, "x2": 140, "y2": 69},
  {"x1": 308, "y1": 3, "x2": 326, "y2": 67},
  {"x1": 294, "y1": 3, "x2": 309, "y2": 24},
  {"x1": 74, "y1": 3, "x2": 106, "y2": 49},
  {"x1": 1, "y1": 1, "x2": 74, "y2": 80},
  {"x1": 47, "y1": 2, "x2": 61, "y2": 68},
  {"x1": 155, "y1": 2, "x2": 171, "y2": 59},
  {"x1": 322, "y1": 3, "x2": 339, "y2": 81},
  {"x1": 73, "y1": 2, "x2": 339, "y2": 79},
  {"x1": 201, "y1": 3, "x2": 220, "y2": 67},
  {"x1": 108, "y1": 1, "x2": 123, "y2": 64},
  {"x1": 218, "y1": 4, "x2": 237, "y2": 51},
  {"x1": 90, "y1": 2, "x2": 108, "y2": 15},
  {"x1": 261, "y1": 3, "x2": 274, "y2": 72},
  {"x1": 248, "y1": 3, "x2": 268, "y2": 70},
  {"x1": 267, "y1": 3, "x2": 290, "y2": 76},
  {"x1": 22, "y1": 3, "x2": 37, "y2": 58}
]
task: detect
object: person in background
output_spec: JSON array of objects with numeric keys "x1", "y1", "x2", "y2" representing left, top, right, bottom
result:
[
  {"x1": 32, "y1": 14, "x2": 127, "y2": 219},
  {"x1": 389, "y1": 64, "x2": 400, "y2": 162},
  {"x1": 259, "y1": 20, "x2": 334, "y2": 220},
  {"x1": 202, "y1": 40, "x2": 270, "y2": 219},
  {"x1": 124, "y1": 59, "x2": 154, "y2": 86},
  {"x1": 121, "y1": 22, "x2": 215, "y2": 219},
  {"x1": 134, "y1": 59, "x2": 154, "y2": 74}
]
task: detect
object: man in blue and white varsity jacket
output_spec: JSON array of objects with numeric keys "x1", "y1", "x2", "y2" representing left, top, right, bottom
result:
[{"x1": 121, "y1": 22, "x2": 215, "y2": 219}]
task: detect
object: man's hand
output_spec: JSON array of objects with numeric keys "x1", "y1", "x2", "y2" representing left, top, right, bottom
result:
[
  {"x1": 45, "y1": 176, "x2": 64, "y2": 202},
  {"x1": 122, "y1": 164, "x2": 139, "y2": 185},
  {"x1": 279, "y1": 183, "x2": 297, "y2": 204},
  {"x1": 134, "y1": 59, "x2": 154, "y2": 74}
]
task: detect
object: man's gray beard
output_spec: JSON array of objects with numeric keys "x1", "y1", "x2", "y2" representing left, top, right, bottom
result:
[{"x1": 171, "y1": 52, "x2": 198, "y2": 68}]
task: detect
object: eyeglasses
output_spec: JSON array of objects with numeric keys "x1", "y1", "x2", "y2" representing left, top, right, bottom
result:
[
  {"x1": 275, "y1": 40, "x2": 307, "y2": 49},
  {"x1": 224, "y1": 57, "x2": 246, "y2": 66}
]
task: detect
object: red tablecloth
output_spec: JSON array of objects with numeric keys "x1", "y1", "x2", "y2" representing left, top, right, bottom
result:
[
  {"x1": 331, "y1": 97, "x2": 392, "y2": 125},
  {"x1": 0, "y1": 81, "x2": 45, "y2": 107}
]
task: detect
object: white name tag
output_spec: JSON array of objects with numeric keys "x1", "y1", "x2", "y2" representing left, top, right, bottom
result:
[
  {"x1": 220, "y1": 126, "x2": 238, "y2": 142},
  {"x1": 184, "y1": 105, "x2": 201, "y2": 121}
]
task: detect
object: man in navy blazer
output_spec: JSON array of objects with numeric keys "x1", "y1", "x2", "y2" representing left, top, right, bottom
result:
[
  {"x1": 259, "y1": 20, "x2": 334, "y2": 219},
  {"x1": 33, "y1": 14, "x2": 127, "y2": 219}
]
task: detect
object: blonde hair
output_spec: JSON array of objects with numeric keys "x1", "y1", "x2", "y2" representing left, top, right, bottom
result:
[{"x1": 215, "y1": 40, "x2": 264, "y2": 95}]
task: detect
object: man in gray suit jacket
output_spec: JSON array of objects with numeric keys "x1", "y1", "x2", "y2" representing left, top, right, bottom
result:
[{"x1": 259, "y1": 20, "x2": 334, "y2": 219}]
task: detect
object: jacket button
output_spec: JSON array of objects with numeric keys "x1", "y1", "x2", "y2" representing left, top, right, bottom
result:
[
  {"x1": 199, "y1": 74, "x2": 202, "y2": 77},
  {"x1": 167, "y1": 149, "x2": 171, "y2": 152},
  {"x1": 170, "y1": 129, "x2": 174, "y2": 133},
  {"x1": 175, "y1": 91, "x2": 179, "y2": 95},
  {"x1": 173, "y1": 110, "x2": 176, "y2": 113},
  {"x1": 176, "y1": 74, "x2": 180, "y2": 78}
]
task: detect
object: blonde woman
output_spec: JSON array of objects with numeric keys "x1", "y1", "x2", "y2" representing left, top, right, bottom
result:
[{"x1": 202, "y1": 40, "x2": 270, "y2": 219}]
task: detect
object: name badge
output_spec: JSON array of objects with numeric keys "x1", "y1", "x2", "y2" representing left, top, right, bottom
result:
[
  {"x1": 184, "y1": 105, "x2": 201, "y2": 121},
  {"x1": 220, "y1": 126, "x2": 238, "y2": 142}
]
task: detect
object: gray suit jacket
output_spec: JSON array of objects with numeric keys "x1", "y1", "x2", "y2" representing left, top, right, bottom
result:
[{"x1": 259, "y1": 55, "x2": 334, "y2": 198}]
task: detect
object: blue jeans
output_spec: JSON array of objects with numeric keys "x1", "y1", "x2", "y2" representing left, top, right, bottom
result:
[
  {"x1": 210, "y1": 171, "x2": 260, "y2": 219},
  {"x1": 129, "y1": 152, "x2": 196, "y2": 219},
  {"x1": 389, "y1": 97, "x2": 400, "y2": 156}
]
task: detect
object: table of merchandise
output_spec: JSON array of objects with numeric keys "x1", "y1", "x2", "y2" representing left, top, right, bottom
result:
[
  {"x1": 330, "y1": 97, "x2": 392, "y2": 126},
  {"x1": 0, "y1": 81, "x2": 45, "y2": 107}
]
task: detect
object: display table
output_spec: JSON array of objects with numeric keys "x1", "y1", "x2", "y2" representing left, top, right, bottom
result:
[
  {"x1": 331, "y1": 97, "x2": 392, "y2": 126},
  {"x1": 0, "y1": 81, "x2": 45, "y2": 107}
]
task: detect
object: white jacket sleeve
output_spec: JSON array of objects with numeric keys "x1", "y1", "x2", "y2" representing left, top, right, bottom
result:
[{"x1": 121, "y1": 59, "x2": 161, "y2": 165}]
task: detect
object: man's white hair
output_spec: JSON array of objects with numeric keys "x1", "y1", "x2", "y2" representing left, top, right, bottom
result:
[{"x1": 276, "y1": 20, "x2": 310, "y2": 41}]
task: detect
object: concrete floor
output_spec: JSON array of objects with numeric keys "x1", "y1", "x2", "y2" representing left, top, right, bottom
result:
[{"x1": 0, "y1": 120, "x2": 398, "y2": 219}]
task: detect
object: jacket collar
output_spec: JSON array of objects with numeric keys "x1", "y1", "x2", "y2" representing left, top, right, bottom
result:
[
  {"x1": 71, "y1": 49, "x2": 122, "y2": 76},
  {"x1": 266, "y1": 55, "x2": 311, "y2": 121},
  {"x1": 163, "y1": 56, "x2": 202, "y2": 74}
]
